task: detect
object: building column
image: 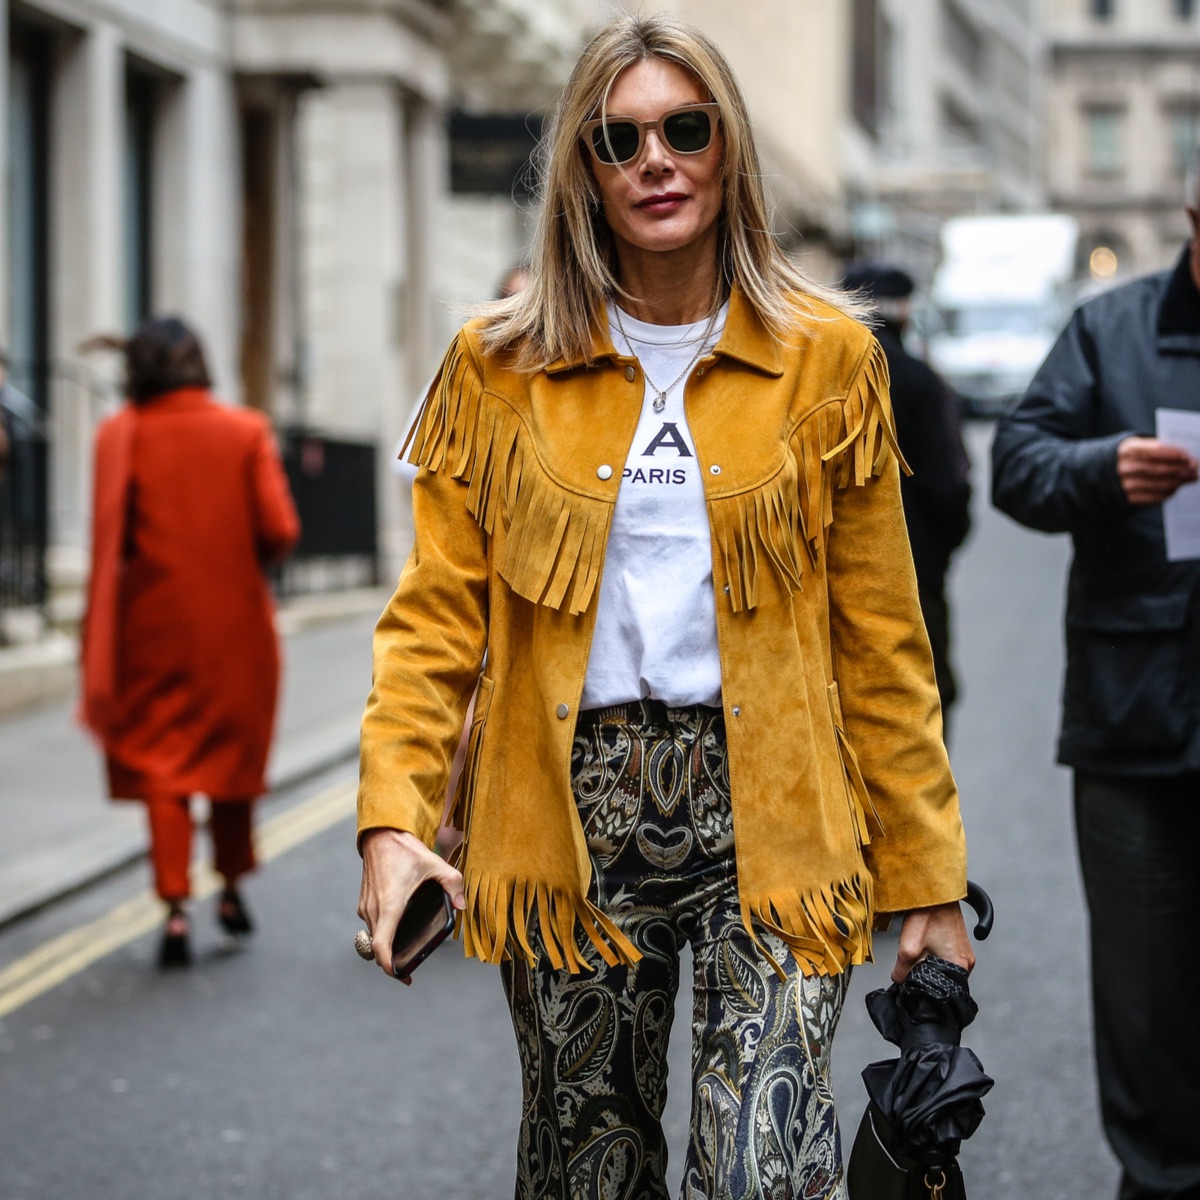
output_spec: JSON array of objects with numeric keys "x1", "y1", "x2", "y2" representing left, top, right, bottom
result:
[
  {"x1": 381, "y1": 92, "x2": 448, "y2": 571},
  {"x1": 156, "y1": 64, "x2": 241, "y2": 403},
  {"x1": 47, "y1": 21, "x2": 124, "y2": 609},
  {"x1": 0, "y1": 0, "x2": 10, "y2": 341},
  {"x1": 405, "y1": 94, "x2": 445, "y2": 390},
  {"x1": 299, "y1": 81, "x2": 409, "y2": 579}
]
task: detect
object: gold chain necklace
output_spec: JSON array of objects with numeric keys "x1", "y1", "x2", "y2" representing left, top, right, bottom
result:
[{"x1": 613, "y1": 303, "x2": 720, "y2": 413}]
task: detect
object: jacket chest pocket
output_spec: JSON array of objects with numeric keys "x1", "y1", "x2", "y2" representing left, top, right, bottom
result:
[{"x1": 1065, "y1": 592, "x2": 1194, "y2": 751}]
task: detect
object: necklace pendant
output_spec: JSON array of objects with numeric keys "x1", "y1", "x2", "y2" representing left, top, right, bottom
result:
[{"x1": 653, "y1": 392, "x2": 666, "y2": 413}]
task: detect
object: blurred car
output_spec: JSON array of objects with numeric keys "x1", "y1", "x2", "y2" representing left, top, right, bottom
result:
[{"x1": 927, "y1": 214, "x2": 1080, "y2": 418}]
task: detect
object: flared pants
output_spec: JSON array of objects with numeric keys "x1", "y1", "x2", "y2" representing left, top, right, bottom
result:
[{"x1": 501, "y1": 701, "x2": 849, "y2": 1200}]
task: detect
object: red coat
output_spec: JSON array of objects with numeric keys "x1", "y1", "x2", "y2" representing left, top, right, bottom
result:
[{"x1": 81, "y1": 389, "x2": 300, "y2": 801}]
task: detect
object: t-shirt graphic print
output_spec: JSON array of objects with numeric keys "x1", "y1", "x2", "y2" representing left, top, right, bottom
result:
[{"x1": 580, "y1": 301, "x2": 729, "y2": 710}]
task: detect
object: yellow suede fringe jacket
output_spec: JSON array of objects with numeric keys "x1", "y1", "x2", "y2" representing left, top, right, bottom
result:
[{"x1": 358, "y1": 287, "x2": 968, "y2": 978}]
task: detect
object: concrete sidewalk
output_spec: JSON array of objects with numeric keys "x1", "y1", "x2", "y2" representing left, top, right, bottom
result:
[{"x1": 0, "y1": 589, "x2": 387, "y2": 928}]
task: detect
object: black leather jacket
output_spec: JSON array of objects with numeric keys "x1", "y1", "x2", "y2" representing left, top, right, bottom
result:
[{"x1": 991, "y1": 247, "x2": 1200, "y2": 776}]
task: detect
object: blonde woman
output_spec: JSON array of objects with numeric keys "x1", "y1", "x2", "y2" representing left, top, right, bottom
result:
[{"x1": 356, "y1": 14, "x2": 972, "y2": 1198}]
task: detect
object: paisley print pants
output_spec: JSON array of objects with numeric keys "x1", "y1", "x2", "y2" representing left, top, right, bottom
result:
[{"x1": 500, "y1": 700, "x2": 850, "y2": 1200}]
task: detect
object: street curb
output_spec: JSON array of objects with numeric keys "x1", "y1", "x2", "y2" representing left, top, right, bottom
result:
[
  {"x1": 0, "y1": 732, "x2": 360, "y2": 934},
  {"x1": 0, "y1": 586, "x2": 389, "y2": 720}
]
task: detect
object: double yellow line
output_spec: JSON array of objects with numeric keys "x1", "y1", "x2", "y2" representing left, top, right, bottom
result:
[{"x1": 0, "y1": 781, "x2": 356, "y2": 1019}]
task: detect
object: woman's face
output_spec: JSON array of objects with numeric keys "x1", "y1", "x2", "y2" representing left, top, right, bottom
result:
[{"x1": 587, "y1": 58, "x2": 724, "y2": 266}]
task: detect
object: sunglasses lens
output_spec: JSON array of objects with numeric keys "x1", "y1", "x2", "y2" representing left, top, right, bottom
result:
[
  {"x1": 590, "y1": 121, "x2": 641, "y2": 165},
  {"x1": 664, "y1": 110, "x2": 712, "y2": 154}
]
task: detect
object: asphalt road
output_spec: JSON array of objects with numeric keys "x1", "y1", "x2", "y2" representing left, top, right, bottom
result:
[{"x1": 0, "y1": 423, "x2": 1120, "y2": 1200}]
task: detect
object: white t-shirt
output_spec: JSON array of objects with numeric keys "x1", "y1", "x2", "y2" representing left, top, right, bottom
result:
[{"x1": 580, "y1": 301, "x2": 729, "y2": 709}]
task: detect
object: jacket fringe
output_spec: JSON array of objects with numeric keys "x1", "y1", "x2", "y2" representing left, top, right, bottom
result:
[
  {"x1": 408, "y1": 337, "x2": 903, "y2": 619},
  {"x1": 743, "y1": 870, "x2": 875, "y2": 979},
  {"x1": 711, "y1": 338, "x2": 904, "y2": 613},
  {"x1": 405, "y1": 341, "x2": 610, "y2": 615},
  {"x1": 835, "y1": 724, "x2": 886, "y2": 844},
  {"x1": 458, "y1": 868, "x2": 642, "y2": 973}
]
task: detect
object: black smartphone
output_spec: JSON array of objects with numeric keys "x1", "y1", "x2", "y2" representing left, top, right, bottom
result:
[{"x1": 391, "y1": 879, "x2": 455, "y2": 980}]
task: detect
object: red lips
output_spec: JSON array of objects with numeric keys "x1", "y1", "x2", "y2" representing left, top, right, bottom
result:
[{"x1": 636, "y1": 191, "x2": 688, "y2": 208}]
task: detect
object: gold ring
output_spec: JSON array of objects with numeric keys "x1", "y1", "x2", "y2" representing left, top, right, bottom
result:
[{"x1": 353, "y1": 929, "x2": 375, "y2": 961}]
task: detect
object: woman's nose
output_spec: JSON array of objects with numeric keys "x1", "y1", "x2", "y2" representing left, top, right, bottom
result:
[{"x1": 640, "y1": 129, "x2": 672, "y2": 172}]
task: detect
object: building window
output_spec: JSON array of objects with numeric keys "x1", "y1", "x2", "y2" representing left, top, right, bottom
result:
[
  {"x1": 1174, "y1": 0, "x2": 1195, "y2": 17},
  {"x1": 941, "y1": 95, "x2": 982, "y2": 155},
  {"x1": 851, "y1": 0, "x2": 881, "y2": 136},
  {"x1": 1090, "y1": 0, "x2": 1115, "y2": 18},
  {"x1": 6, "y1": 22, "x2": 54, "y2": 412},
  {"x1": 942, "y1": 0, "x2": 984, "y2": 80},
  {"x1": 1169, "y1": 108, "x2": 1200, "y2": 177},
  {"x1": 1085, "y1": 108, "x2": 1123, "y2": 177},
  {"x1": 123, "y1": 64, "x2": 159, "y2": 329}
]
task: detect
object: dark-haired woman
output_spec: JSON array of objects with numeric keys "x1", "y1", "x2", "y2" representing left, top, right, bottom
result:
[
  {"x1": 356, "y1": 14, "x2": 971, "y2": 1198},
  {"x1": 81, "y1": 317, "x2": 299, "y2": 967}
]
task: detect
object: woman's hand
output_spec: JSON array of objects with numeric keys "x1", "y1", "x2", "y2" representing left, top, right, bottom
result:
[
  {"x1": 892, "y1": 900, "x2": 975, "y2": 983},
  {"x1": 357, "y1": 828, "x2": 466, "y2": 980}
]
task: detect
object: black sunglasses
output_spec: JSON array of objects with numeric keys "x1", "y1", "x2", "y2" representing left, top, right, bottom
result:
[{"x1": 581, "y1": 103, "x2": 721, "y2": 166}]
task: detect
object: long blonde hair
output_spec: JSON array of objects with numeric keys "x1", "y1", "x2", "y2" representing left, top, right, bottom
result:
[{"x1": 477, "y1": 12, "x2": 864, "y2": 369}]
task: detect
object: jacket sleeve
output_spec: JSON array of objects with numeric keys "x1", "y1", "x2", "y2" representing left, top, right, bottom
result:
[
  {"x1": 896, "y1": 368, "x2": 972, "y2": 557},
  {"x1": 249, "y1": 420, "x2": 301, "y2": 565},
  {"x1": 826, "y1": 384, "x2": 967, "y2": 916},
  {"x1": 357, "y1": 384, "x2": 490, "y2": 849},
  {"x1": 991, "y1": 310, "x2": 1132, "y2": 534}
]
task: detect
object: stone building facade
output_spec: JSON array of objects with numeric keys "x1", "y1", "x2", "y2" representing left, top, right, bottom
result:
[
  {"x1": 0, "y1": 0, "x2": 589, "y2": 617},
  {"x1": 1046, "y1": 0, "x2": 1200, "y2": 282},
  {"x1": 2, "y1": 0, "x2": 1060, "y2": 634},
  {"x1": 844, "y1": 0, "x2": 1045, "y2": 277}
]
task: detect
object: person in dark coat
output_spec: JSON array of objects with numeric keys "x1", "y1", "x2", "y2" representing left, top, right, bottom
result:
[
  {"x1": 991, "y1": 178, "x2": 1200, "y2": 1198},
  {"x1": 845, "y1": 263, "x2": 972, "y2": 732},
  {"x1": 81, "y1": 318, "x2": 301, "y2": 968}
]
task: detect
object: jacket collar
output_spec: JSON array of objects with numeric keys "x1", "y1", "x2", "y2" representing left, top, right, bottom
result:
[
  {"x1": 1156, "y1": 245, "x2": 1200, "y2": 355},
  {"x1": 131, "y1": 387, "x2": 212, "y2": 412},
  {"x1": 545, "y1": 284, "x2": 784, "y2": 377}
]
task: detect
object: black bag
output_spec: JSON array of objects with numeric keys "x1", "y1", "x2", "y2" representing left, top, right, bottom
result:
[{"x1": 847, "y1": 1102, "x2": 967, "y2": 1200}]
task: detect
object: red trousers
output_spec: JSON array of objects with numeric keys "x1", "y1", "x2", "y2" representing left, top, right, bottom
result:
[{"x1": 146, "y1": 796, "x2": 256, "y2": 902}]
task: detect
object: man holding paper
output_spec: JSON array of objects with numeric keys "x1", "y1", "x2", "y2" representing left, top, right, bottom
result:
[{"x1": 991, "y1": 175, "x2": 1200, "y2": 1200}]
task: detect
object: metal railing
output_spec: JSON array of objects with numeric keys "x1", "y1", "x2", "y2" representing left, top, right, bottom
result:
[
  {"x1": 0, "y1": 367, "x2": 381, "y2": 621},
  {"x1": 0, "y1": 416, "x2": 48, "y2": 615},
  {"x1": 0, "y1": 359, "x2": 116, "y2": 629},
  {"x1": 275, "y1": 427, "x2": 380, "y2": 596}
]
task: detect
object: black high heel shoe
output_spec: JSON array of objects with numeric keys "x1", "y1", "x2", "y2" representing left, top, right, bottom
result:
[
  {"x1": 158, "y1": 908, "x2": 192, "y2": 969},
  {"x1": 216, "y1": 887, "x2": 254, "y2": 937}
]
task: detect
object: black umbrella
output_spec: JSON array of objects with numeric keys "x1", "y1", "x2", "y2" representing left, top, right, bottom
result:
[{"x1": 847, "y1": 882, "x2": 995, "y2": 1200}]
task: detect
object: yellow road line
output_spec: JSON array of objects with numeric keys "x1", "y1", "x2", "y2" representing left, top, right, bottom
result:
[{"x1": 0, "y1": 781, "x2": 356, "y2": 1019}]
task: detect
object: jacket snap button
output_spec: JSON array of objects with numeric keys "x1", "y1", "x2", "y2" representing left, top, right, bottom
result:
[
  {"x1": 732, "y1": 705, "x2": 741, "y2": 717},
  {"x1": 556, "y1": 703, "x2": 569, "y2": 719},
  {"x1": 597, "y1": 464, "x2": 613, "y2": 480},
  {"x1": 710, "y1": 464, "x2": 722, "y2": 475},
  {"x1": 624, "y1": 365, "x2": 636, "y2": 382},
  {"x1": 723, "y1": 584, "x2": 730, "y2": 595}
]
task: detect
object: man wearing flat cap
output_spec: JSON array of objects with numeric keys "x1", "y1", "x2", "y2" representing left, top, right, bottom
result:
[{"x1": 845, "y1": 263, "x2": 973, "y2": 736}]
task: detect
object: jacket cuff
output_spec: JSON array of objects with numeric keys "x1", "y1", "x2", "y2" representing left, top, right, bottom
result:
[{"x1": 1072, "y1": 429, "x2": 1134, "y2": 516}]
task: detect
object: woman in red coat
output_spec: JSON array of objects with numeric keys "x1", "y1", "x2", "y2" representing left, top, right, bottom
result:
[{"x1": 81, "y1": 317, "x2": 300, "y2": 966}]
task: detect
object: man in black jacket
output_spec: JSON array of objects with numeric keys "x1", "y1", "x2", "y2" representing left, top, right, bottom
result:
[
  {"x1": 845, "y1": 264, "x2": 972, "y2": 735},
  {"x1": 991, "y1": 192, "x2": 1200, "y2": 1199}
]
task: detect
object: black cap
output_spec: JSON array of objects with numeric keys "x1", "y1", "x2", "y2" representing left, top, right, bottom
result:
[{"x1": 843, "y1": 262, "x2": 915, "y2": 299}]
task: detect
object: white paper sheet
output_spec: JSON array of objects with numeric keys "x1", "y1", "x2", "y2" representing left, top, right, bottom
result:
[{"x1": 1155, "y1": 407, "x2": 1200, "y2": 561}]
